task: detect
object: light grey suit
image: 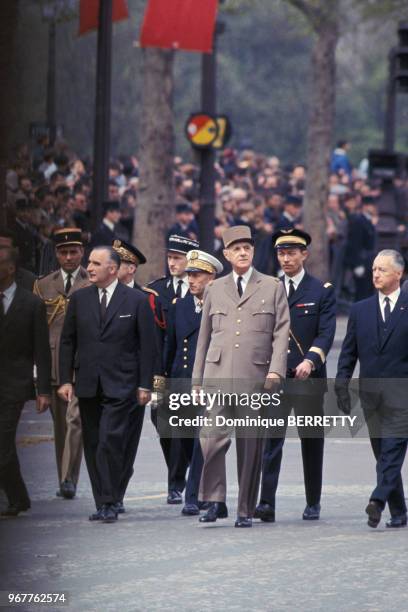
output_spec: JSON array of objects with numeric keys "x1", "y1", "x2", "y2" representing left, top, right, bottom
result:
[{"x1": 192, "y1": 268, "x2": 290, "y2": 517}]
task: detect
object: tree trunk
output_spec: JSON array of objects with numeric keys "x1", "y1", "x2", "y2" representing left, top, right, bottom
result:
[
  {"x1": 303, "y1": 20, "x2": 339, "y2": 281},
  {"x1": 133, "y1": 48, "x2": 175, "y2": 285}
]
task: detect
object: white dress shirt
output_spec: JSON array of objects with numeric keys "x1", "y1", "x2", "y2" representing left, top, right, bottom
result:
[
  {"x1": 379, "y1": 288, "x2": 400, "y2": 321},
  {"x1": 1, "y1": 282, "x2": 17, "y2": 314},
  {"x1": 284, "y1": 268, "x2": 305, "y2": 297},
  {"x1": 233, "y1": 267, "x2": 253, "y2": 295},
  {"x1": 98, "y1": 279, "x2": 118, "y2": 306},
  {"x1": 172, "y1": 275, "x2": 188, "y2": 298},
  {"x1": 61, "y1": 267, "x2": 80, "y2": 287}
]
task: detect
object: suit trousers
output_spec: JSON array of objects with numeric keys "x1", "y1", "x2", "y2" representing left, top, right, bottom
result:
[
  {"x1": 78, "y1": 392, "x2": 133, "y2": 508},
  {"x1": 151, "y1": 406, "x2": 190, "y2": 493},
  {"x1": 50, "y1": 388, "x2": 83, "y2": 485},
  {"x1": 362, "y1": 395, "x2": 407, "y2": 516},
  {"x1": 118, "y1": 404, "x2": 145, "y2": 502},
  {"x1": 0, "y1": 399, "x2": 30, "y2": 507},
  {"x1": 370, "y1": 437, "x2": 408, "y2": 514},
  {"x1": 169, "y1": 436, "x2": 204, "y2": 505},
  {"x1": 260, "y1": 394, "x2": 325, "y2": 509}
]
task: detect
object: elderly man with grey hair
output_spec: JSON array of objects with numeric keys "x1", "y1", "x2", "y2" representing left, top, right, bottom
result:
[{"x1": 336, "y1": 249, "x2": 408, "y2": 529}]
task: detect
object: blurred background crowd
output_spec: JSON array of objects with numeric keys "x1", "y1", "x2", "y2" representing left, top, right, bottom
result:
[{"x1": 4, "y1": 137, "x2": 408, "y2": 311}]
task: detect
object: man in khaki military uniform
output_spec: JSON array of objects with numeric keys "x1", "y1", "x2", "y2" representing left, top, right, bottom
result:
[
  {"x1": 33, "y1": 228, "x2": 89, "y2": 498},
  {"x1": 192, "y1": 225, "x2": 290, "y2": 527}
]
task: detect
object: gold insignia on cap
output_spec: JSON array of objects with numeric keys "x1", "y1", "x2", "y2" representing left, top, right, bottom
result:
[
  {"x1": 189, "y1": 251, "x2": 199, "y2": 260},
  {"x1": 113, "y1": 240, "x2": 122, "y2": 248},
  {"x1": 324, "y1": 282, "x2": 332, "y2": 288},
  {"x1": 281, "y1": 229, "x2": 293, "y2": 234}
]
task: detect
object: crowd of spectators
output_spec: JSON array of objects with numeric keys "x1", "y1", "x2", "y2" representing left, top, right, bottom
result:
[{"x1": 3, "y1": 137, "x2": 408, "y2": 307}]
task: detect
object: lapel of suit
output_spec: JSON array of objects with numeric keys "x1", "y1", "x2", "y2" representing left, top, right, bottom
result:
[
  {"x1": 71, "y1": 267, "x2": 88, "y2": 293},
  {"x1": 237, "y1": 268, "x2": 261, "y2": 307},
  {"x1": 55, "y1": 269, "x2": 65, "y2": 295},
  {"x1": 101, "y1": 282, "x2": 127, "y2": 331},
  {"x1": 288, "y1": 272, "x2": 310, "y2": 308},
  {"x1": 363, "y1": 295, "x2": 380, "y2": 352},
  {"x1": 379, "y1": 291, "x2": 408, "y2": 350},
  {"x1": 183, "y1": 294, "x2": 201, "y2": 334},
  {"x1": 3, "y1": 286, "x2": 24, "y2": 332},
  {"x1": 224, "y1": 273, "x2": 240, "y2": 305}
]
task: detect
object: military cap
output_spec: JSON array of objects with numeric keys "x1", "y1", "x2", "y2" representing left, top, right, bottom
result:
[
  {"x1": 186, "y1": 249, "x2": 223, "y2": 275},
  {"x1": 284, "y1": 195, "x2": 303, "y2": 206},
  {"x1": 222, "y1": 225, "x2": 254, "y2": 249},
  {"x1": 53, "y1": 228, "x2": 83, "y2": 248},
  {"x1": 167, "y1": 234, "x2": 199, "y2": 254},
  {"x1": 272, "y1": 228, "x2": 311, "y2": 249},
  {"x1": 102, "y1": 200, "x2": 120, "y2": 213},
  {"x1": 112, "y1": 239, "x2": 146, "y2": 265}
]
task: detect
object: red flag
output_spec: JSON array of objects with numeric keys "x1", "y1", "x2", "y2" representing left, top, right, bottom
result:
[
  {"x1": 140, "y1": 0, "x2": 218, "y2": 53},
  {"x1": 79, "y1": 0, "x2": 129, "y2": 36}
]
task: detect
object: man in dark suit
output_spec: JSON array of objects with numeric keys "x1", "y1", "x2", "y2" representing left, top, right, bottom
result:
[
  {"x1": 336, "y1": 249, "x2": 408, "y2": 528},
  {"x1": 148, "y1": 234, "x2": 199, "y2": 504},
  {"x1": 58, "y1": 246, "x2": 155, "y2": 523},
  {"x1": 164, "y1": 249, "x2": 223, "y2": 516},
  {"x1": 0, "y1": 247, "x2": 51, "y2": 516},
  {"x1": 89, "y1": 201, "x2": 122, "y2": 249},
  {"x1": 255, "y1": 229, "x2": 336, "y2": 523},
  {"x1": 0, "y1": 228, "x2": 37, "y2": 290}
]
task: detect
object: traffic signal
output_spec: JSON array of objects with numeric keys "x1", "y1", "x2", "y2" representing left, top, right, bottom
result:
[{"x1": 395, "y1": 22, "x2": 408, "y2": 92}]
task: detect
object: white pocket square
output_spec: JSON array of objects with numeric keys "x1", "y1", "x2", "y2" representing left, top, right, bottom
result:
[{"x1": 119, "y1": 314, "x2": 132, "y2": 318}]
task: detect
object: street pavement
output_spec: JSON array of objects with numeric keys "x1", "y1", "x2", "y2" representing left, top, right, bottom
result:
[{"x1": 1, "y1": 316, "x2": 407, "y2": 612}]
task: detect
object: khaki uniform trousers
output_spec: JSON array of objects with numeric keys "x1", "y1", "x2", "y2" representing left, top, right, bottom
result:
[{"x1": 50, "y1": 388, "x2": 83, "y2": 485}]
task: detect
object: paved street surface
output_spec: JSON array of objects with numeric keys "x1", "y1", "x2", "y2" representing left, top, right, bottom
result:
[{"x1": 1, "y1": 317, "x2": 407, "y2": 612}]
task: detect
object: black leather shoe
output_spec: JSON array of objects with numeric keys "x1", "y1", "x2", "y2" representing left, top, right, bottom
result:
[
  {"x1": 101, "y1": 504, "x2": 118, "y2": 523},
  {"x1": 167, "y1": 490, "x2": 182, "y2": 505},
  {"x1": 89, "y1": 508, "x2": 104, "y2": 521},
  {"x1": 198, "y1": 501, "x2": 211, "y2": 511},
  {"x1": 199, "y1": 502, "x2": 228, "y2": 523},
  {"x1": 113, "y1": 501, "x2": 125, "y2": 514},
  {"x1": 254, "y1": 503, "x2": 275, "y2": 522},
  {"x1": 386, "y1": 514, "x2": 407, "y2": 528},
  {"x1": 303, "y1": 504, "x2": 321, "y2": 520},
  {"x1": 365, "y1": 500, "x2": 382, "y2": 528},
  {"x1": 182, "y1": 503, "x2": 200, "y2": 516},
  {"x1": 235, "y1": 516, "x2": 252, "y2": 528},
  {"x1": 60, "y1": 480, "x2": 76, "y2": 499},
  {"x1": 1, "y1": 503, "x2": 30, "y2": 517}
]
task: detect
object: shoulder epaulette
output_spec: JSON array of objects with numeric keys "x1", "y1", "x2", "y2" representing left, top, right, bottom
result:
[
  {"x1": 324, "y1": 282, "x2": 333, "y2": 288},
  {"x1": 142, "y1": 286, "x2": 159, "y2": 297},
  {"x1": 148, "y1": 276, "x2": 166, "y2": 286}
]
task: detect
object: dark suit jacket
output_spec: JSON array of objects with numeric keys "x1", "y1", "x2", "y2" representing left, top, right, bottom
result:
[
  {"x1": 59, "y1": 282, "x2": 156, "y2": 398},
  {"x1": 0, "y1": 286, "x2": 51, "y2": 401},
  {"x1": 89, "y1": 222, "x2": 116, "y2": 249},
  {"x1": 165, "y1": 294, "x2": 201, "y2": 379},
  {"x1": 336, "y1": 291, "x2": 408, "y2": 406}
]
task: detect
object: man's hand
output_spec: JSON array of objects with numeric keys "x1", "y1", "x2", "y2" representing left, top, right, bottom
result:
[
  {"x1": 58, "y1": 383, "x2": 73, "y2": 402},
  {"x1": 264, "y1": 372, "x2": 281, "y2": 391},
  {"x1": 138, "y1": 389, "x2": 151, "y2": 406},
  {"x1": 36, "y1": 394, "x2": 51, "y2": 413},
  {"x1": 295, "y1": 360, "x2": 313, "y2": 380},
  {"x1": 334, "y1": 381, "x2": 352, "y2": 415}
]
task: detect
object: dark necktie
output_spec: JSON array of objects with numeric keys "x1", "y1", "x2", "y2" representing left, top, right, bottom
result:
[
  {"x1": 237, "y1": 276, "x2": 243, "y2": 298},
  {"x1": 288, "y1": 279, "x2": 295, "y2": 299},
  {"x1": 176, "y1": 279, "x2": 183, "y2": 298},
  {"x1": 100, "y1": 289, "x2": 107, "y2": 324},
  {"x1": 65, "y1": 273, "x2": 72, "y2": 294},
  {"x1": 384, "y1": 296, "x2": 391, "y2": 323},
  {"x1": 0, "y1": 292, "x2": 5, "y2": 325}
]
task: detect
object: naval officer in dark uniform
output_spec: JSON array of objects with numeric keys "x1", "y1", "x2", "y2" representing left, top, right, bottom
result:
[
  {"x1": 148, "y1": 234, "x2": 199, "y2": 504},
  {"x1": 255, "y1": 229, "x2": 336, "y2": 522},
  {"x1": 164, "y1": 249, "x2": 223, "y2": 516}
]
